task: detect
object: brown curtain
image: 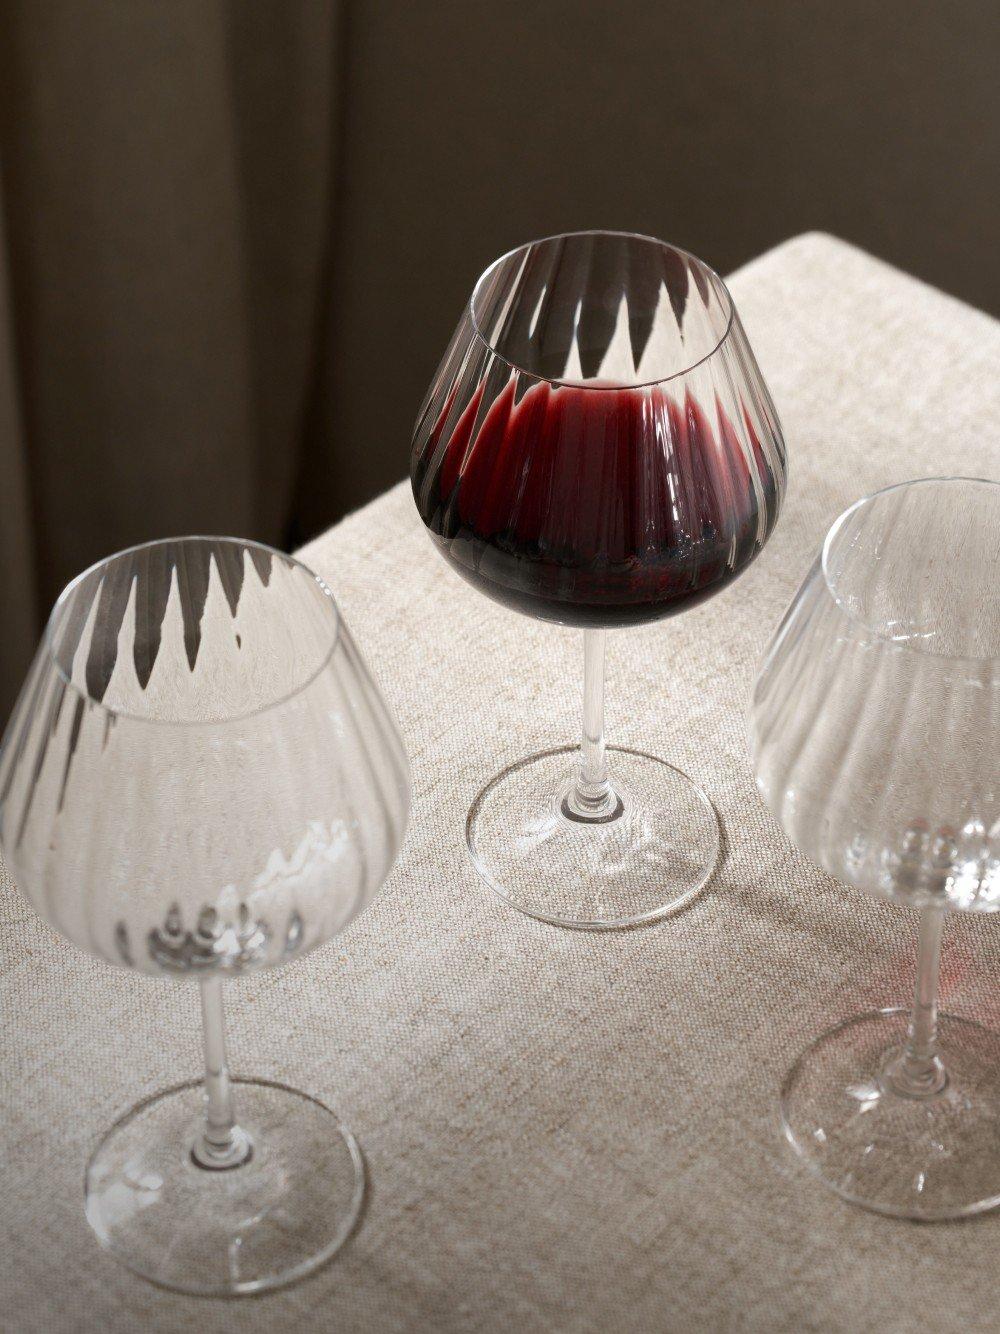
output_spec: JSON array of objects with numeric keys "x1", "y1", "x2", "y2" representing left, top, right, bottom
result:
[{"x1": 0, "y1": 0, "x2": 343, "y2": 717}]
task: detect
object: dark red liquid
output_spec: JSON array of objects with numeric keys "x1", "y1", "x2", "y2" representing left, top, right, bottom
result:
[{"x1": 412, "y1": 378, "x2": 782, "y2": 627}]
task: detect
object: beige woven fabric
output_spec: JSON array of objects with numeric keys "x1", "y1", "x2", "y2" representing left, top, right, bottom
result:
[{"x1": 3, "y1": 234, "x2": 1000, "y2": 1333}]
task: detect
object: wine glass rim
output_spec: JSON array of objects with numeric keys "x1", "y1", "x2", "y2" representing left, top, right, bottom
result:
[
  {"x1": 820, "y1": 475, "x2": 1000, "y2": 664},
  {"x1": 39, "y1": 534, "x2": 342, "y2": 727},
  {"x1": 468, "y1": 228, "x2": 736, "y2": 390}
]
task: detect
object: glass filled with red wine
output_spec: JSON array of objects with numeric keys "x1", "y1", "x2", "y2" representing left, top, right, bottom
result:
[{"x1": 411, "y1": 230, "x2": 786, "y2": 928}]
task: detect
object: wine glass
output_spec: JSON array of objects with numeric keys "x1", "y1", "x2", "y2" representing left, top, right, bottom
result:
[
  {"x1": 411, "y1": 230, "x2": 786, "y2": 928},
  {"x1": 749, "y1": 477, "x2": 1000, "y2": 1219},
  {"x1": 0, "y1": 537, "x2": 410, "y2": 1294}
]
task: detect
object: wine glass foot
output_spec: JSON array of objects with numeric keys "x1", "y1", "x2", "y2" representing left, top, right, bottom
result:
[
  {"x1": 466, "y1": 744, "x2": 719, "y2": 929},
  {"x1": 781, "y1": 1008, "x2": 1000, "y2": 1220},
  {"x1": 84, "y1": 1077, "x2": 365, "y2": 1296}
]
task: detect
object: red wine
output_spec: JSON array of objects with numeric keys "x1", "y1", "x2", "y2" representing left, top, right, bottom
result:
[{"x1": 412, "y1": 378, "x2": 782, "y2": 628}]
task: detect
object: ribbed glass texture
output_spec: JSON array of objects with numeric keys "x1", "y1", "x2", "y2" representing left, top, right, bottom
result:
[
  {"x1": 0, "y1": 538, "x2": 410, "y2": 975},
  {"x1": 750, "y1": 478, "x2": 1000, "y2": 912},
  {"x1": 411, "y1": 230, "x2": 786, "y2": 628}
]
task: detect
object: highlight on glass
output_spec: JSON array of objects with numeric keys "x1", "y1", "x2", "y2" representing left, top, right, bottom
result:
[
  {"x1": 412, "y1": 230, "x2": 786, "y2": 928},
  {"x1": 750, "y1": 477, "x2": 1000, "y2": 1219},
  {"x1": 0, "y1": 537, "x2": 410, "y2": 1294}
]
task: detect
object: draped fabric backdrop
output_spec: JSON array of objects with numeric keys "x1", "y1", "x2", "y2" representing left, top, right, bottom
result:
[
  {"x1": 0, "y1": 1, "x2": 343, "y2": 716},
  {"x1": 1, "y1": 1, "x2": 997, "y2": 720}
]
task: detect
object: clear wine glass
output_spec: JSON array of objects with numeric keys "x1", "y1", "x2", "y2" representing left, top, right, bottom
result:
[
  {"x1": 411, "y1": 229, "x2": 786, "y2": 928},
  {"x1": 0, "y1": 537, "x2": 410, "y2": 1293},
  {"x1": 749, "y1": 477, "x2": 1000, "y2": 1219}
]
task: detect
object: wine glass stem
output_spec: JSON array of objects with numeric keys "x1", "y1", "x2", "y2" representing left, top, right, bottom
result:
[
  {"x1": 563, "y1": 629, "x2": 621, "y2": 822},
  {"x1": 884, "y1": 905, "x2": 948, "y2": 1098},
  {"x1": 192, "y1": 976, "x2": 252, "y2": 1169}
]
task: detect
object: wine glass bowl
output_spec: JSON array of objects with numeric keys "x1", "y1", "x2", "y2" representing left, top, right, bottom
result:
[
  {"x1": 749, "y1": 477, "x2": 1000, "y2": 1218},
  {"x1": 753, "y1": 478, "x2": 1000, "y2": 913},
  {"x1": 0, "y1": 537, "x2": 410, "y2": 1293},
  {"x1": 412, "y1": 230, "x2": 786, "y2": 927},
  {"x1": 413, "y1": 230, "x2": 784, "y2": 628}
]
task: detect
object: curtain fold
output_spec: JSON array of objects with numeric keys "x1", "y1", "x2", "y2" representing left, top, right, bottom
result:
[
  {"x1": 0, "y1": 167, "x2": 39, "y2": 715},
  {"x1": 0, "y1": 0, "x2": 341, "y2": 719}
]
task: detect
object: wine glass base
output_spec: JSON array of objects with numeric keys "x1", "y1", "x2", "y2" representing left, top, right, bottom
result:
[
  {"x1": 466, "y1": 744, "x2": 719, "y2": 929},
  {"x1": 84, "y1": 1077, "x2": 365, "y2": 1296},
  {"x1": 781, "y1": 1008, "x2": 1000, "y2": 1220}
]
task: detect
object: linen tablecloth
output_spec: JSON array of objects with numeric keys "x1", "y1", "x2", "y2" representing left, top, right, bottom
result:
[{"x1": 3, "y1": 233, "x2": 1000, "y2": 1333}]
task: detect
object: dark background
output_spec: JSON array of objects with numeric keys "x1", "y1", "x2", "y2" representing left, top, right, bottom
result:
[
  {"x1": 1, "y1": 0, "x2": 998, "y2": 713},
  {"x1": 312, "y1": 0, "x2": 998, "y2": 524}
]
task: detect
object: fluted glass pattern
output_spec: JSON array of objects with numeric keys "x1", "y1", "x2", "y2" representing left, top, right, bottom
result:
[
  {"x1": 411, "y1": 230, "x2": 786, "y2": 627},
  {"x1": 0, "y1": 537, "x2": 410, "y2": 975},
  {"x1": 750, "y1": 478, "x2": 1000, "y2": 912}
]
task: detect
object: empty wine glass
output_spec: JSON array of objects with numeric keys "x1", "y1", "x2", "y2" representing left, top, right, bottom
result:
[
  {"x1": 411, "y1": 230, "x2": 786, "y2": 928},
  {"x1": 750, "y1": 477, "x2": 1000, "y2": 1219},
  {"x1": 0, "y1": 538, "x2": 410, "y2": 1293}
]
